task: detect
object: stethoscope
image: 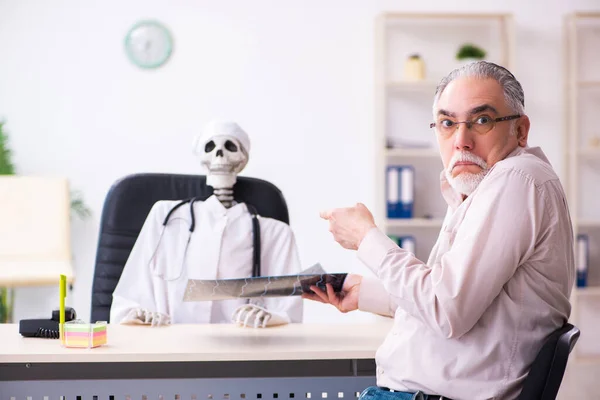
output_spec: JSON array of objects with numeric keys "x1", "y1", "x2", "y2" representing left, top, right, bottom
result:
[{"x1": 148, "y1": 197, "x2": 261, "y2": 281}]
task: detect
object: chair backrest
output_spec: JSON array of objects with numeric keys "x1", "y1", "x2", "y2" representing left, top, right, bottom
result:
[
  {"x1": 90, "y1": 173, "x2": 290, "y2": 323},
  {"x1": 517, "y1": 323, "x2": 580, "y2": 400},
  {"x1": 0, "y1": 176, "x2": 73, "y2": 287}
]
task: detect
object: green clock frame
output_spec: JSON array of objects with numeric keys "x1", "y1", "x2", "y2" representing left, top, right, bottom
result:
[{"x1": 124, "y1": 20, "x2": 174, "y2": 69}]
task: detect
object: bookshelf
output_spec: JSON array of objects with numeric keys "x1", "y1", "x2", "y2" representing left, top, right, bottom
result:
[
  {"x1": 564, "y1": 12, "x2": 600, "y2": 363},
  {"x1": 374, "y1": 12, "x2": 515, "y2": 262}
]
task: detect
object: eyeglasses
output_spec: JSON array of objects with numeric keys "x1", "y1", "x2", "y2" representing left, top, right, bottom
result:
[{"x1": 430, "y1": 114, "x2": 521, "y2": 136}]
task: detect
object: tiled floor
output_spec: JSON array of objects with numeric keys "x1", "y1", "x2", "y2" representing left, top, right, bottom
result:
[{"x1": 557, "y1": 361, "x2": 600, "y2": 398}]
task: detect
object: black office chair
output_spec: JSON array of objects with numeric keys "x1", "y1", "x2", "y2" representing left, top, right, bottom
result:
[
  {"x1": 90, "y1": 173, "x2": 290, "y2": 323},
  {"x1": 517, "y1": 323, "x2": 580, "y2": 400}
]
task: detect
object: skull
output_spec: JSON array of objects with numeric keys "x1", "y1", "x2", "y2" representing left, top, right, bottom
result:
[
  {"x1": 193, "y1": 120, "x2": 251, "y2": 190},
  {"x1": 200, "y1": 135, "x2": 249, "y2": 189}
]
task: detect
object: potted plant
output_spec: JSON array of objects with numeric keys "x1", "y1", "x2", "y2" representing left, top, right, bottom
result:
[
  {"x1": 456, "y1": 43, "x2": 487, "y2": 65},
  {"x1": 0, "y1": 120, "x2": 91, "y2": 322}
]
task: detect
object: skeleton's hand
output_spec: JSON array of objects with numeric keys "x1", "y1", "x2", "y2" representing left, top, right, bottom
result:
[
  {"x1": 232, "y1": 304, "x2": 290, "y2": 328},
  {"x1": 121, "y1": 308, "x2": 171, "y2": 327}
]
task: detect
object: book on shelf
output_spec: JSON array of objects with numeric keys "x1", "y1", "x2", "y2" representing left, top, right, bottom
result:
[
  {"x1": 386, "y1": 165, "x2": 414, "y2": 219},
  {"x1": 387, "y1": 235, "x2": 417, "y2": 255},
  {"x1": 577, "y1": 234, "x2": 589, "y2": 288}
]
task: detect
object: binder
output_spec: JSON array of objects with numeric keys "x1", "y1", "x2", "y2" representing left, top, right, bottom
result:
[
  {"x1": 398, "y1": 236, "x2": 416, "y2": 255},
  {"x1": 576, "y1": 234, "x2": 589, "y2": 288},
  {"x1": 387, "y1": 235, "x2": 416, "y2": 255},
  {"x1": 387, "y1": 165, "x2": 414, "y2": 219}
]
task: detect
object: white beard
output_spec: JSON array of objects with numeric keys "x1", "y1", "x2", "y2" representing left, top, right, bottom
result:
[{"x1": 445, "y1": 152, "x2": 489, "y2": 196}]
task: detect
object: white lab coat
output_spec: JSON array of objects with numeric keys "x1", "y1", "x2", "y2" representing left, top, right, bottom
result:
[{"x1": 110, "y1": 195, "x2": 303, "y2": 324}]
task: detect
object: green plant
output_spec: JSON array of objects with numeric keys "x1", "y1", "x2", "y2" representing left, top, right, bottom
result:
[
  {"x1": 0, "y1": 288, "x2": 14, "y2": 324},
  {"x1": 0, "y1": 121, "x2": 15, "y2": 323},
  {"x1": 456, "y1": 44, "x2": 486, "y2": 60},
  {"x1": 0, "y1": 121, "x2": 15, "y2": 175},
  {"x1": 70, "y1": 190, "x2": 92, "y2": 219}
]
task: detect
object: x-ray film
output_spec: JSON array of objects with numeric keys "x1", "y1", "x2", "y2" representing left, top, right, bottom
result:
[{"x1": 182, "y1": 264, "x2": 347, "y2": 302}]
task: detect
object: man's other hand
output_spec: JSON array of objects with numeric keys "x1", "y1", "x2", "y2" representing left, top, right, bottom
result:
[
  {"x1": 320, "y1": 203, "x2": 376, "y2": 250},
  {"x1": 301, "y1": 273, "x2": 363, "y2": 313}
]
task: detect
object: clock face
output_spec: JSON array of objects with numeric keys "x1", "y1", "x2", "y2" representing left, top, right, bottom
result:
[{"x1": 125, "y1": 20, "x2": 173, "y2": 69}]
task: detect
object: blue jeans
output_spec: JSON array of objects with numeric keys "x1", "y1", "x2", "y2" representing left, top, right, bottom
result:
[{"x1": 358, "y1": 386, "x2": 433, "y2": 400}]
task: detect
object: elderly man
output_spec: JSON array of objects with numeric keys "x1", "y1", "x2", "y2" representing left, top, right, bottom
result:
[{"x1": 303, "y1": 61, "x2": 575, "y2": 400}]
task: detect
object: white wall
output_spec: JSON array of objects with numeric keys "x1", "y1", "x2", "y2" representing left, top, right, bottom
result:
[{"x1": 0, "y1": 0, "x2": 598, "y2": 326}]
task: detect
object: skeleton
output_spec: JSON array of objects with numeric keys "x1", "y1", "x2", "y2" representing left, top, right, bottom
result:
[
  {"x1": 194, "y1": 120, "x2": 289, "y2": 328},
  {"x1": 121, "y1": 120, "x2": 291, "y2": 328}
]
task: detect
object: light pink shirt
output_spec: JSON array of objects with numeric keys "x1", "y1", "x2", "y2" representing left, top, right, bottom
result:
[{"x1": 357, "y1": 146, "x2": 575, "y2": 400}]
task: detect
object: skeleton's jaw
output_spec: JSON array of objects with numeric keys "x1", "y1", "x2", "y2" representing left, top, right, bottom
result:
[
  {"x1": 208, "y1": 166, "x2": 234, "y2": 173},
  {"x1": 206, "y1": 173, "x2": 237, "y2": 190},
  {"x1": 207, "y1": 161, "x2": 236, "y2": 174}
]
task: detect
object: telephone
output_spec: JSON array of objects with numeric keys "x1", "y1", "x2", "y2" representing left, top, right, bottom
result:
[{"x1": 19, "y1": 307, "x2": 77, "y2": 339}]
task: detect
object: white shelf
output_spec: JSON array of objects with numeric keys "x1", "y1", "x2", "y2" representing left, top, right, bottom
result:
[
  {"x1": 574, "y1": 286, "x2": 600, "y2": 297},
  {"x1": 565, "y1": 13, "x2": 600, "y2": 364},
  {"x1": 573, "y1": 354, "x2": 600, "y2": 365},
  {"x1": 577, "y1": 149, "x2": 600, "y2": 159},
  {"x1": 385, "y1": 218, "x2": 444, "y2": 228},
  {"x1": 578, "y1": 220, "x2": 600, "y2": 228},
  {"x1": 387, "y1": 81, "x2": 439, "y2": 93},
  {"x1": 386, "y1": 148, "x2": 440, "y2": 158},
  {"x1": 578, "y1": 81, "x2": 600, "y2": 88}
]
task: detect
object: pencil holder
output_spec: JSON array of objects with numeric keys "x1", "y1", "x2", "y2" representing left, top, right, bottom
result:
[{"x1": 63, "y1": 320, "x2": 107, "y2": 348}]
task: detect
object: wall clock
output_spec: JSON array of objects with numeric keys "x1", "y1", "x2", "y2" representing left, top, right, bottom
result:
[{"x1": 124, "y1": 20, "x2": 173, "y2": 69}]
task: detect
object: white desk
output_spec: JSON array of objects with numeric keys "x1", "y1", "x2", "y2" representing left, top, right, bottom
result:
[{"x1": 0, "y1": 321, "x2": 393, "y2": 400}]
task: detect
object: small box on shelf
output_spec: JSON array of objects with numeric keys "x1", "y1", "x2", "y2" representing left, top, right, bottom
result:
[{"x1": 403, "y1": 54, "x2": 426, "y2": 81}]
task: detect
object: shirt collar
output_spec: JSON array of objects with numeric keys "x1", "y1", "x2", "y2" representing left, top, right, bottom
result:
[
  {"x1": 439, "y1": 171, "x2": 464, "y2": 211},
  {"x1": 202, "y1": 194, "x2": 249, "y2": 220}
]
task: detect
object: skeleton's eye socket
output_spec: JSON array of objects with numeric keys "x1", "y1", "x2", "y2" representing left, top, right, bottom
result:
[
  {"x1": 225, "y1": 140, "x2": 238, "y2": 152},
  {"x1": 204, "y1": 141, "x2": 216, "y2": 153}
]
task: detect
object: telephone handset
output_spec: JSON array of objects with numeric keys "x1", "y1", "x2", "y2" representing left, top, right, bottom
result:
[{"x1": 19, "y1": 307, "x2": 77, "y2": 339}]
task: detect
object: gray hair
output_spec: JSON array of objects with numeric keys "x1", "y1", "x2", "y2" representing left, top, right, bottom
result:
[{"x1": 433, "y1": 61, "x2": 525, "y2": 116}]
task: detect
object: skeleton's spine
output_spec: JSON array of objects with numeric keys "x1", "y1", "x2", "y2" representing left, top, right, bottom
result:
[{"x1": 214, "y1": 187, "x2": 234, "y2": 208}]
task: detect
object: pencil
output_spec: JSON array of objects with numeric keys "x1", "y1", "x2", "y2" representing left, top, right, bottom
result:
[{"x1": 59, "y1": 274, "x2": 66, "y2": 344}]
